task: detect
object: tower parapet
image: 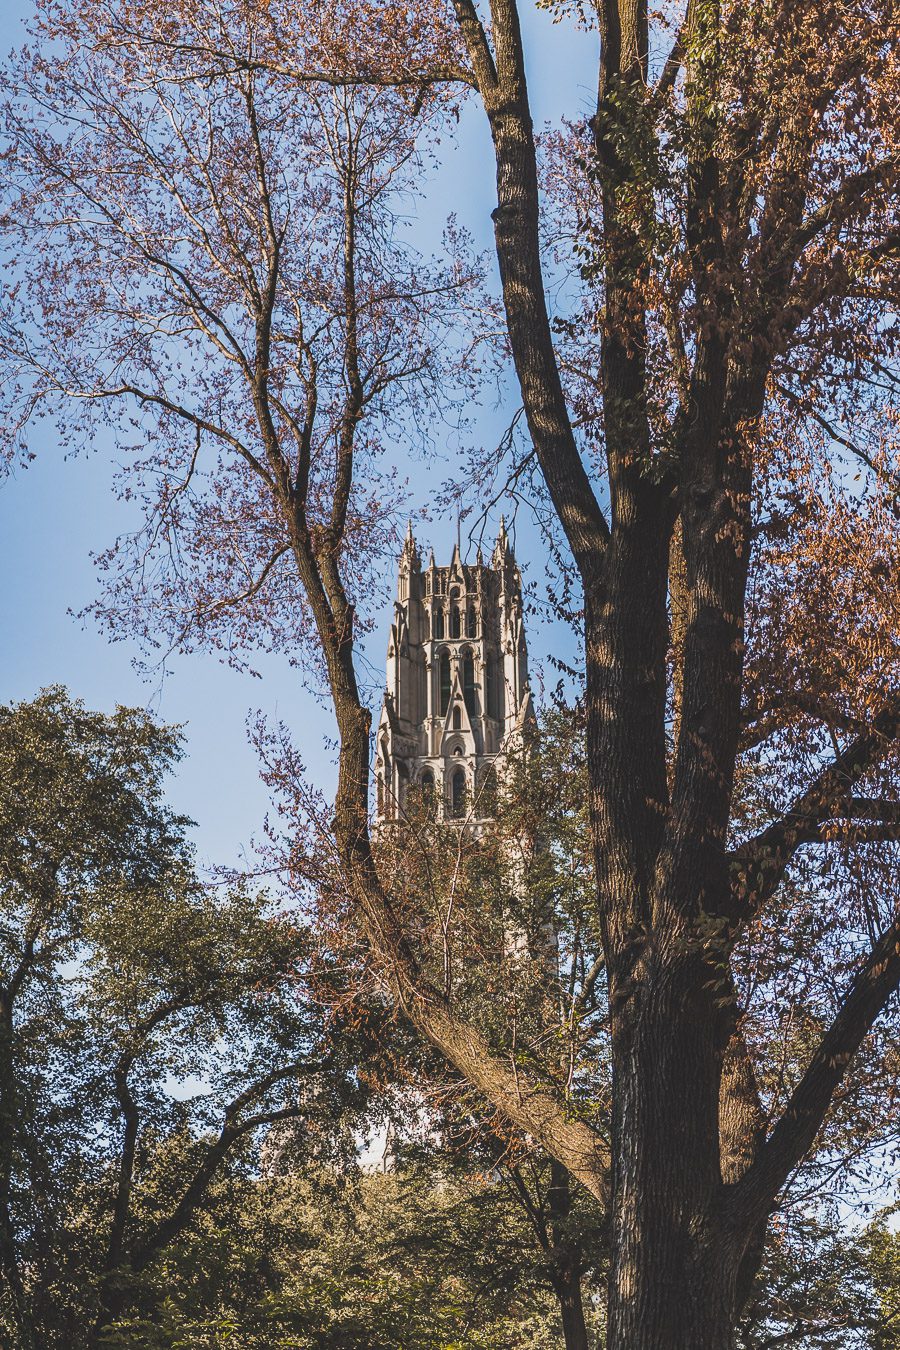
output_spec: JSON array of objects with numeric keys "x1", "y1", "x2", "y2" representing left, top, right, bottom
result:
[{"x1": 374, "y1": 522, "x2": 534, "y2": 824}]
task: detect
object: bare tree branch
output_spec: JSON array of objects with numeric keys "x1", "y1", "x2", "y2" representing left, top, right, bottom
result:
[
  {"x1": 730, "y1": 907, "x2": 900, "y2": 1230},
  {"x1": 728, "y1": 698, "x2": 900, "y2": 924}
]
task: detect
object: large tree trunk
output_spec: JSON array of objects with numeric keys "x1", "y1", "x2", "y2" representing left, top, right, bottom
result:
[
  {"x1": 92, "y1": 1283, "x2": 128, "y2": 1350},
  {"x1": 606, "y1": 979, "x2": 740, "y2": 1350},
  {"x1": 292, "y1": 3, "x2": 900, "y2": 1345}
]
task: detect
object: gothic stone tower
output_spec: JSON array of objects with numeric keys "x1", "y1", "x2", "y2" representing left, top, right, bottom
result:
[{"x1": 374, "y1": 521, "x2": 534, "y2": 824}]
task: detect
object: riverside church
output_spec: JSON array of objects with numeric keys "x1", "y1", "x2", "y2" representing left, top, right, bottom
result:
[{"x1": 374, "y1": 521, "x2": 535, "y2": 826}]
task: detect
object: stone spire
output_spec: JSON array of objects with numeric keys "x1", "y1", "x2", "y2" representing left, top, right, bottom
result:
[
  {"x1": 492, "y1": 514, "x2": 510, "y2": 566},
  {"x1": 402, "y1": 519, "x2": 418, "y2": 557},
  {"x1": 395, "y1": 522, "x2": 420, "y2": 604}
]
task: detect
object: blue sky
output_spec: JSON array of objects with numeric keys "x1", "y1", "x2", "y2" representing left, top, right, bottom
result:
[{"x1": 0, "y1": 0, "x2": 599, "y2": 871}]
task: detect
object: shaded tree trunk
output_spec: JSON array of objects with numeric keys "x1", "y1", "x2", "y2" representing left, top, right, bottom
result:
[
  {"x1": 553, "y1": 1263, "x2": 591, "y2": 1350},
  {"x1": 605, "y1": 981, "x2": 742, "y2": 1350},
  {"x1": 546, "y1": 1161, "x2": 592, "y2": 1350},
  {"x1": 0, "y1": 991, "x2": 33, "y2": 1350}
]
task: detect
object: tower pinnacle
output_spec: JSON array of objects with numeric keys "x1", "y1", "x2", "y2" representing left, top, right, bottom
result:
[
  {"x1": 400, "y1": 520, "x2": 419, "y2": 564},
  {"x1": 492, "y1": 515, "x2": 513, "y2": 567}
]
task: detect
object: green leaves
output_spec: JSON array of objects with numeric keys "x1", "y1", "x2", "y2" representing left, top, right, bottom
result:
[{"x1": 0, "y1": 690, "x2": 360, "y2": 1347}]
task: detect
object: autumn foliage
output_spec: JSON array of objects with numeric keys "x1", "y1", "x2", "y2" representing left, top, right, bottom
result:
[{"x1": 1, "y1": 0, "x2": 900, "y2": 1346}]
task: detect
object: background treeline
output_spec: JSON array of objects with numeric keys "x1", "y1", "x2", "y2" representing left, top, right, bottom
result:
[{"x1": 1, "y1": 690, "x2": 899, "y2": 1349}]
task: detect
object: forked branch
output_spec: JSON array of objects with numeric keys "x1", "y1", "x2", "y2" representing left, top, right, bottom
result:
[
  {"x1": 728, "y1": 698, "x2": 900, "y2": 925},
  {"x1": 730, "y1": 908, "x2": 900, "y2": 1231}
]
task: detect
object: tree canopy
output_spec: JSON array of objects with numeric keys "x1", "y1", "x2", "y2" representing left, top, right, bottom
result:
[
  {"x1": 0, "y1": 690, "x2": 370, "y2": 1348},
  {"x1": 1, "y1": 0, "x2": 900, "y2": 1346}
]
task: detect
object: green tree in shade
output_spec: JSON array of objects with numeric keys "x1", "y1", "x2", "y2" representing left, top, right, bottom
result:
[{"x1": 0, "y1": 689, "x2": 364, "y2": 1349}]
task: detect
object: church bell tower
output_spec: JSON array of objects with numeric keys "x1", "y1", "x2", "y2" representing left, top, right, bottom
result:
[{"x1": 374, "y1": 521, "x2": 534, "y2": 824}]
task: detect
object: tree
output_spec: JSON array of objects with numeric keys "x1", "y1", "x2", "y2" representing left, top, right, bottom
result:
[
  {"x1": 0, "y1": 689, "x2": 367, "y2": 1348},
  {"x1": 263, "y1": 697, "x2": 607, "y2": 1348},
  {"x1": 714, "y1": 1195, "x2": 900, "y2": 1350},
  {"x1": 2, "y1": 2, "x2": 900, "y2": 1347},
  {"x1": 863, "y1": 1213, "x2": 900, "y2": 1350},
  {"x1": 94, "y1": 1160, "x2": 595, "y2": 1350}
]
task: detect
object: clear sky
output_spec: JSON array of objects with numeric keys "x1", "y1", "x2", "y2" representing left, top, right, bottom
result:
[{"x1": 0, "y1": 0, "x2": 599, "y2": 872}]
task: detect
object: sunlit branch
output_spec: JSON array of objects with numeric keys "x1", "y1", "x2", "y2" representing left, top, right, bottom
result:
[
  {"x1": 113, "y1": 386, "x2": 276, "y2": 488},
  {"x1": 91, "y1": 26, "x2": 479, "y2": 91},
  {"x1": 571, "y1": 952, "x2": 606, "y2": 1018}
]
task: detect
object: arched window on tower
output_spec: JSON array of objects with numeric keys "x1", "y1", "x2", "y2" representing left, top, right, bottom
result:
[
  {"x1": 451, "y1": 768, "x2": 466, "y2": 818},
  {"x1": 420, "y1": 769, "x2": 435, "y2": 817},
  {"x1": 466, "y1": 606, "x2": 477, "y2": 638},
  {"x1": 433, "y1": 608, "x2": 445, "y2": 640},
  {"x1": 486, "y1": 658, "x2": 503, "y2": 722},
  {"x1": 462, "y1": 651, "x2": 477, "y2": 717},
  {"x1": 450, "y1": 606, "x2": 461, "y2": 639},
  {"x1": 452, "y1": 706, "x2": 461, "y2": 730},
  {"x1": 439, "y1": 651, "x2": 451, "y2": 716}
]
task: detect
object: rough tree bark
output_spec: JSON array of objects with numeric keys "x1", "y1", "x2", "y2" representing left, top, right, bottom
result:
[
  {"x1": 433, "y1": 0, "x2": 900, "y2": 1346},
  {"x1": 275, "y1": 1, "x2": 900, "y2": 1338}
]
